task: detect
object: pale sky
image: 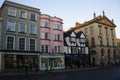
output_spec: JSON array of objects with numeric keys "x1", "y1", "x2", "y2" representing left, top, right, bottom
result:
[{"x1": 0, "y1": 0, "x2": 120, "y2": 38}]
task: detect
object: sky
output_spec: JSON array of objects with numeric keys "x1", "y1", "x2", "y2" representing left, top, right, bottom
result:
[{"x1": 0, "y1": 0, "x2": 120, "y2": 38}]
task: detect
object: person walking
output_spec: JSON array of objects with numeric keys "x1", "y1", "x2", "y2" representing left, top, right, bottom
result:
[
  {"x1": 25, "y1": 63, "x2": 29, "y2": 75},
  {"x1": 35, "y1": 63, "x2": 39, "y2": 71},
  {"x1": 29, "y1": 63, "x2": 32, "y2": 71}
]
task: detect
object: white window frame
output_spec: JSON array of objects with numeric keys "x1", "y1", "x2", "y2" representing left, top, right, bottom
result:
[
  {"x1": 6, "y1": 35, "x2": 15, "y2": 50},
  {"x1": 30, "y1": 12, "x2": 37, "y2": 21},
  {"x1": 54, "y1": 24, "x2": 62, "y2": 30},
  {"x1": 29, "y1": 24, "x2": 36, "y2": 34},
  {"x1": 29, "y1": 38, "x2": 36, "y2": 51},
  {"x1": 7, "y1": 20, "x2": 16, "y2": 31},
  {"x1": 19, "y1": 22, "x2": 26, "y2": 33},
  {"x1": 19, "y1": 10, "x2": 27, "y2": 19},
  {"x1": 8, "y1": 7, "x2": 16, "y2": 16},
  {"x1": 54, "y1": 46, "x2": 62, "y2": 53},
  {"x1": 54, "y1": 34, "x2": 61, "y2": 41},
  {"x1": 41, "y1": 45, "x2": 50, "y2": 53},
  {"x1": 41, "y1": 21, "x2": 50, "y2": 28},
  {"x1": 18, "y1": 37, "x2": 26, "y2": 50},
  {"x1": 40, "y1": 32, "x2": 50, "y2": 39}
]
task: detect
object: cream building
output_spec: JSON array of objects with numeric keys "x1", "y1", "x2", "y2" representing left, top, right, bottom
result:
[{"x1": 72, "y1": 12, "x2": 119, "y2": 66}]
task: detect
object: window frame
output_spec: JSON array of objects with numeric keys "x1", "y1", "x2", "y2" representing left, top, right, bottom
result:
[
  {"x1": 19, "y1": 10, "x2": 27, "y2": 19},
  {"x1": 40, "y1": 32, "x2": 50, "y2": 40},
  {"x1": 6, "y1": 35, "x2": 15, "y2": 50},
  {"x1": 29, "y1": 24, "x2": 36, "y2": 34},
  {"x1": 18, "y1": 37, "x2": 26, "y2": 50},
  {"x1": 30, "y1": 12, "x2": 37, "y2": 21},
  {"x1": 8, "y1": 7, "x2": 16, "y2": 16},
  {"x1": 19, "y1": 22, "x2": 26, "y2": 33},
  {"x1": 7, "y1": 20, "x2": 16, "y2": 31},
  {"x1": 29, "y1": 38, "x2": 36, "y2": 51}
]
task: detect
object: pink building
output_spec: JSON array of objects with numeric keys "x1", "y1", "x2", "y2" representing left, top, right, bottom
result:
[{"x1": 39, "y1": 14, "x2": 65, "y2": 70}]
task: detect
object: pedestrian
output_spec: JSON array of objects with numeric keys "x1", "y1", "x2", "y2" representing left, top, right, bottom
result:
[
  {"x1": 25, "y1": 63, "x2": 29, "y2": 75},
  {"x1": 47, "y1": 65, "x2": 51, "y2": 72},
  {"x1": 29, "y1": 63, "x2": 32, "y2": 71},
  {"x1": 35, "y1": 63, "x2": 39, "y2": 71}
]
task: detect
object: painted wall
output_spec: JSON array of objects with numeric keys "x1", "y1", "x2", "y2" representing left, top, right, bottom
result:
[{"x1": 40, "y1": 14, "x2": 64, "y2": 54}]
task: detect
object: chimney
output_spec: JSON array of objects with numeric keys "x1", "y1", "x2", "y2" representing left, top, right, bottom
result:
[
  {"x1": 102, "y1": 10, "x2": 105, "y2": 16},
  {"x1": 93, "y1": 12, "x2": 96, "y2": 18},
  {"x1": 112, "y1": 19, "x2": 114, "y2": 23}
]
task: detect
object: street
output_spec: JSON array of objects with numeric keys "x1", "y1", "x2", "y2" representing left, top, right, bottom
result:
[{"x1": 0, "y1": 66, "x2": 120, "y2": 80}]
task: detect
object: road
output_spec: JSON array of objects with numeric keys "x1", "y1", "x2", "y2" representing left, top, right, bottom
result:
[{"x1": 0, "y1": 66, "x2": 120, "y2": 80}]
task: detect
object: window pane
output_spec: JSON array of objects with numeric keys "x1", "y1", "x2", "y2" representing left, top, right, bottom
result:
[
  {"x1": 30, "y1": 24, "x2": 36, "y2": 34},
  {"x1": 20, "y1": 10, "x2": 27, "y2": 18},
  {"x1": 7, "y1": 36, "x2": 14, "y2": 50},
  {"x1": 8, "y1": 7, "x2": 16, "y2": 16},
  {"x1": 7, "y1": 20, "x2": 15, "y2": 31},
  {"x1": 30, "y1": 39, "x2": 35, "y2": 51},
  {"x1": 19, "y1": 22, "x2": 26, "y2": 32},
  {"x1": 19, "y1": 38, "x2": 25, "y2": 50}
]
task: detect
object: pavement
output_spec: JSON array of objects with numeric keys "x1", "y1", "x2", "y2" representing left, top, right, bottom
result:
[{"x1": 0, "y1": 67, "x2": 100, "y2": 76}]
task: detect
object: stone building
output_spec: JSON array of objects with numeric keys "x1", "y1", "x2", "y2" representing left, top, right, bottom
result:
[{"x1": 72, "y1": 12, "x2": 118, "y2": 66}]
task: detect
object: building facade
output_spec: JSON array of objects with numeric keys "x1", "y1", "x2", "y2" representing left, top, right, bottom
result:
[
  {"x1": 0, "y1": 1, "x2": 40, "y2": 71},
  {"x1": 64, "y1": 29, "x2": 89, "y2": 68},
  {"x1": 72, "y1": 12, "x2": 119, "y2": 66},
  {"x1": 39, "y1": 14, "x2": 65, "y2": 70}
]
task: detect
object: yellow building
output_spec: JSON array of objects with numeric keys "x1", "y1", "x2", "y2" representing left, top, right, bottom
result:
[{"x1": 72, "y1": 12, "x2": 119, "y2": 66}]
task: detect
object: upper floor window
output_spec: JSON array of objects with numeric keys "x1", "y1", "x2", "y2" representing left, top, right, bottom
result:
[
  {"x1": 106, "y1": 38, "x2": 109, "y2": 46},
  {"x1": 70, "y1": 37, "x2": 76, "y2": 42},
  {"x1": 6, "y1": 35, "x2": 15, "y2": 50},
  {"x1": 8, "y1": 7, "x2": 16, "y2": 16},
  {"x1": 54, "y1": 34, "x2": 62, "y2": 41},
  {"x1": 91, "y1": 37, "x2": 95, "y2": 47},
  {"x1": 29, "y1": 24, "x2": 36, "y2": 34},
  {"x1": 90, "y1": 26, "x2": 94, "y2": 35},
  {"x1": 19, "y1": 22, "x2": 26, "y2": 33},
  {"x1": 41, "y1": 45, "x2": 50, "y2": 53},
  {"x1": 84, "y1": 28, "x2": 88, "y2": 35},
  {"x1": 40, "y1": 32, "x2": 50, "y2": 40},
  {"x1": 30, "y1": 38, "x2": 36, "y2": 51},
  {"x1": 19, "y1": 10, "x2": 27, "y2": 19},
  {"x1": 7, "y1": 20, "x2": 16, "y2": 31},
  {"x1": 54, "y1": 46, "x2": 62, "y2": 53},
  {"x1": 99, "y1": 37, "x2": 103, "y2": 46},
  {"x1": 80, "y1": 38, "x2": 85, "y2": 42},
  {"x1": 112, "y1": 38, "x2": 114, "y2": 46},
  {"x1": 19, "y1": 37, "x2": 26, "y2": 50},
  {"x1": 54, "y1": 24, "x2": 62, "y2": 30},
  {"x1": 105, "y1": 27, "x2": 108, "y2": 36},
  {"x1": 30, "y1": 12, "x2": 37, "y2": 21},
  {"x1": 111, "y1": 29, "x2": 114, "y2": 37},
  {"x1": 41, "y1": 21, "x2": 50, "y2": 28},
  {"x1": 98, "y1": 25, "x2": 102, "y2": 34}
]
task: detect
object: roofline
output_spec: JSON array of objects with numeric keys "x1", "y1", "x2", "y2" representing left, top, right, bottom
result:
[{"x1": 1, "y1": 0, "x2": 40, "y2": 11}]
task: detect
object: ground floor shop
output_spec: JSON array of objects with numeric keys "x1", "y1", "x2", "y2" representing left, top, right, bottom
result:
[
  {"x1": 65, "y1": 54, "x2": 89, "y2": 68},
  {"x1": 39, "y1": 54, "x2": 65, "y2": 70},
  {"x1": 0, "y1": 52, "x2": 39, "y2": 71}
]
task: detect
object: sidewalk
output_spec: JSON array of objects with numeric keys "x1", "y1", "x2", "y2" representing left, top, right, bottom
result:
[{"x1": 0, "y1": 67, "x2": 100, "y2": 76}]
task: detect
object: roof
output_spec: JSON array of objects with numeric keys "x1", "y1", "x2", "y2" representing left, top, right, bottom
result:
[
  {"x1": 1, "y1": 0, "x2": 40, "y2": 12},
  {"x1": 72, "y1": 14, "x2": 116, "y2": 30}
]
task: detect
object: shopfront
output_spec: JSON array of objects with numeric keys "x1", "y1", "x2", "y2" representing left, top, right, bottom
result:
[
  {"x1": 39, "y1": 54, "x2": 65, "y2": 70},
  {"x1": 65, "y1": 54, "x2": 80, "y2": 68},
  {"x1": 0, "y1": 52, "x2": 39, "y2": 71}
]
